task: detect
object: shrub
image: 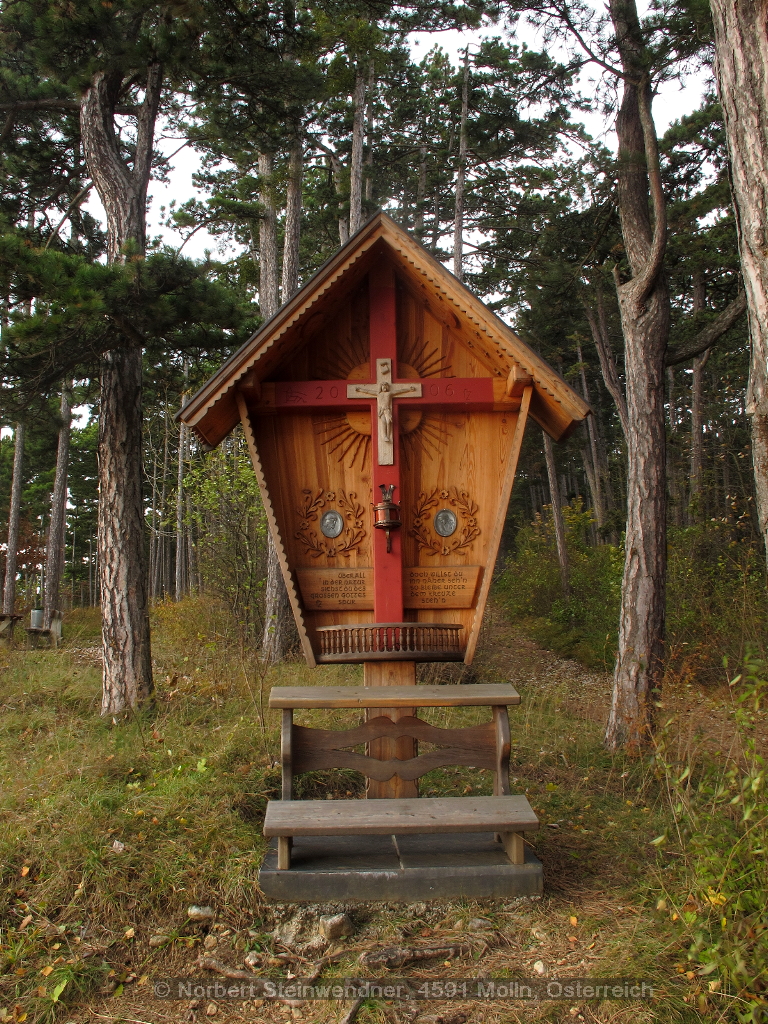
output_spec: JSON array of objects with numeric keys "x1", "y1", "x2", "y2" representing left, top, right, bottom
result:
[
  {"x1": 654, "y1": 655, "x2": 768, "y2": 1021},
  {"x1": 497, "y1": 501, "x2": 768, "y2": 678}
]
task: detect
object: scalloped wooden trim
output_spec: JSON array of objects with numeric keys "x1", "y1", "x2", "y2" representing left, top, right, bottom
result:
[
  {"x1": 464, "y1": 385, "x2": 532, "y2": 664},
  {"x1": 236, "y1": 392, "x2": 315, "y2": 666}
]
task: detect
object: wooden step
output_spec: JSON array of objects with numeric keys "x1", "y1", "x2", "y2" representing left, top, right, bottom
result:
[
  {"x1": 264, "y1": 795, "x2": 537, "y2": 837},
  {"x1": 268, "y1": 683, "x2": 520, "y2": 709}
]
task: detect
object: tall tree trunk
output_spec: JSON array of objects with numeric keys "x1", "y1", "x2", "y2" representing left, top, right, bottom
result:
[
  {"x1": 710, "y1": 0, "x2": 768, "y2": 564},
  {"x1": 175, "y1": 360, "x2": 189, "y2": 601},
  {"x1": 543, "y1": 431, "x2": 570, "y2": 599},
  {"x1": 81, "y1": 64, "x2": 160, "y2": 714},
  {"x1": 44, "y1": 384, "x2": 72, "y2": 628},
  {"x1": 281, "y1": 140, "x2": 303, "y2": 304},
  {"x1": 349, "y1": 67, "x2": 366, "y2": 236},
  {"x1": 453, "y1": 49, "x2": 469, "y2": 282},
  {"x1": 689, "y1": 272, "x2": 710, "y2": 516},
  {"x1": 575, "y1": 342, "x2": 606, "y2": 530},
  {"x1": 604, "y1": 0, "x2": 670, "y2": 751},
  {"x1": 689, "y1": 349, "x2": 711, "y2": 515},
  {"x1": 175, "y1": 421, "x2": 187, "y2": 601},
  {"x1": 2, "y1": 422, "x2": 24, "y2": 616},
  {"x1": 415, "y1": 143, "x2": 427, "y2": 241},
  {"x1": 153, "y1": 407, "x2": 170, "y2": 599},
  {"x1": 364, "y1": 62, "x2": 375, "y2": 204},
  {"x1": 258, "y1": 152, "x2": 279, "y2": 320}
]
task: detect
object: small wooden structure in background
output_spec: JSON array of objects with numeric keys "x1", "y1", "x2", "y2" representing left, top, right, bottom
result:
[{"x1": 181, "y1": 214, "x2": 589, "y2": 899}]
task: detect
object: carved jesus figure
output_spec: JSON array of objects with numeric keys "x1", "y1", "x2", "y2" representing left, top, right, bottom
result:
[{"x1": 378, "y1": 382, "x2": 393, "y2": 442}]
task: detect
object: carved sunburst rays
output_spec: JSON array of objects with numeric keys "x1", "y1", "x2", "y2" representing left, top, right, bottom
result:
[
  {"x1": 316, "y1": 407, "x2": 448, "y2": 470},
  {"x1": 314, "y1": 331, "x2": 369, "y2": 381},
  {"x1": 399, "y1": 339, "x2": 451, "y2": 380},
  {"x1": 317, "y1": 417, "x2": 372, "y2": 470},
  {"x1": 314, "y1": 329, "x2": 452, "y2": 470},
  {"x1": 401, "y1": 418, "x2": 448, "y2": 468}
]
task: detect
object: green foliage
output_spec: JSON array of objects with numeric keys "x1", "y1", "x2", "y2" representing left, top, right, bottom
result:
[
  {"x1": 183, "y1": 431, "x2": 267, "y2": 640},
  {"x1": 653, "y1": 657, "x2": 768, "y2": 1021},
  {"x1": 498, "y1": 500, "x2": 768, "y2": 679},
  {"x1": 497, "y1": 498, "x2": 623, "y2": 670}
]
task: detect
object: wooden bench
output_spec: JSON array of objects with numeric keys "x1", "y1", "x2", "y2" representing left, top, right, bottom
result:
[
  {"x1": 0, "y1": 614, "x2": 22, "y2": 642},
  {"x1": 265, "y1": 684, "x2": 538, "y2": 870},
  {"x1": 26, "y1": 610, "x2": 63, "y2": 649}
]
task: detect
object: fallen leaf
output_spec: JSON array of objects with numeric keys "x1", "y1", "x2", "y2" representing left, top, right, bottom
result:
[
  {"x1": 124, "y1": 928, "x2": 135, "y2": 939},
  {"x1": 19, "y1": 915, "x2": 32, "y2": 930},
  {"x1": 569, "y1": 916, "x2": 578, "y2": 926},
  {"x1": 20, "y1": 867, "x2": 29, "y2": 878},
  {"x1": 40, "y1": 966, "x2": 53, "y2": 977}
]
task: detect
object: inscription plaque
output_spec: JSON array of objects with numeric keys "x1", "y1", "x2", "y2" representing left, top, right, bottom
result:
[
  {"x1": 296, "y1": 568, "x2": 374, "y2": 610},
  {"x1": 296, "y1": 566, "x2": 482, "y2": 611},
  {"x1": 404, "y1": 566, "x2": 482, "y2": 608}
]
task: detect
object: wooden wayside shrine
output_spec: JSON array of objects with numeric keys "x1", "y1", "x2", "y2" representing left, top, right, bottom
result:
[{"x1": 180, "y1": 213, "x2": 589, "y2": 900}]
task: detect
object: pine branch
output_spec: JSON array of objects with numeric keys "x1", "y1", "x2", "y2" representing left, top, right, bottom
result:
[
  {"x1": 0, "y1": 98, "x2": 137, "y2": 115},
  {"x1": 665, "y1": 290, "x2": 747, "y2": 367}
]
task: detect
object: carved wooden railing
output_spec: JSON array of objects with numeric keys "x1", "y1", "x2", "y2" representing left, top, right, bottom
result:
[{"x1": 315, "y1": 622, "x2": 463, "y2": 662}]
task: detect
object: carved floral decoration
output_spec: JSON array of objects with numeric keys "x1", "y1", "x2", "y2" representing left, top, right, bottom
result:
[
  {"x1": 410, "y1": 488, "x2": 480, "y2": 556},
  {"x1": 295, "y1": 489, "x2": 366, "y2": 557}
]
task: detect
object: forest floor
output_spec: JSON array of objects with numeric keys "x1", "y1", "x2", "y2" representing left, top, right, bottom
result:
[{"x1": 0, "y1": 598, "x2": 762, "y2": 1024}]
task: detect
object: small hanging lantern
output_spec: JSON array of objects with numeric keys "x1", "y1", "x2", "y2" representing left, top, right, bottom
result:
[{"x1": 373, "y1": 484, "x2": 401, "y2": 552}]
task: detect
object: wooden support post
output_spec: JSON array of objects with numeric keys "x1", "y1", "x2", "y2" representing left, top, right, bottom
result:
[
  {"x1": 364, "y1": 661, "x2": 418, "y2": 799},
  {"x1": 281, "y1": 709, "x2": 293, "y2": 801},
  {"x1": 492, "y1": 705, "x2": 511, "y2": 796},
  {"x1": 501, "y1": 832, "x2": 525, "y2": 865},
  {"x1": 277, "y1": 836, "x2": 292, "y2": 870}
]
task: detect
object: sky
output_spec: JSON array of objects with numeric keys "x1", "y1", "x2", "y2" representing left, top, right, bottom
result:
[{"x1": 82, "y1": 15, "x2": 711, "y2": 263}]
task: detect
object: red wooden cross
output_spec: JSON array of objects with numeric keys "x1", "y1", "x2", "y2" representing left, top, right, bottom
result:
[{"x1": 265, "y1": 265, "x2": 497, "y2": 622}]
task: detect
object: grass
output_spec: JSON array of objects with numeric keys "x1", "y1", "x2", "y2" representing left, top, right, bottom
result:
[{"x1": 0, "y1": 596, "x2": 762, "y2": 1023}]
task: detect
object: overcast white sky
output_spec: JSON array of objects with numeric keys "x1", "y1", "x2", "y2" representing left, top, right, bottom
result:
[{"x1": 82, "y1": 13, "x2": 710, "y2": 262}]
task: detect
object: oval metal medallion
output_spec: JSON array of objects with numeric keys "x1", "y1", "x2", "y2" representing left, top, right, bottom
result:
[
  {"x1": 320, "y1": 509, "x2": 344, "y2": 539},
  {"x1": 434, "y1": 508, "x2": 458, "y2": 538}
]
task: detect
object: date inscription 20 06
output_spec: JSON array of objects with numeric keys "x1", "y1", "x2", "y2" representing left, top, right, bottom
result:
[{"x1": 274, "y1": 379, "x2": 492, "y2": 407}]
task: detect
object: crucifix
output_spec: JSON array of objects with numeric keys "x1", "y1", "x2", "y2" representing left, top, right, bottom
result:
[
  {"x1": 266, "y1": 265, "x2": 499, "y2": 624},
  {"x1": 347, "y1": 358, "x2": 421, "y2": 466}
]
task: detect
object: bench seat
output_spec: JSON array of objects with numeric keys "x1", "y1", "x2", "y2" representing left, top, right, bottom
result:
[
  {"x1": 264, "y1": 795, "x2": 538, "y2": 869},
  {"x1": 268, "y1": 683, "x2": 520, "y2": 709}
]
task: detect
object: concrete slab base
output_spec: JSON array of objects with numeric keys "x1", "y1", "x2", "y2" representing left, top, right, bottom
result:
[{"x1": 259, "y1": 833, "x2": 543, "y2": 902}]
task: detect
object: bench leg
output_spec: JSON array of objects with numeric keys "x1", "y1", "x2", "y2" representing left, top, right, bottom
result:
[
  {"x1": 277, "y1": 837, "x2": 292, "y2": 870},
  {"x1": 500, "y1": 832, "x2": 524, "y2": 865}
]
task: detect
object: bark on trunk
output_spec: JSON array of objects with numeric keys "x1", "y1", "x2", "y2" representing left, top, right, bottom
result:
[
  {"x1": 690, "y1": 348, "x2": 711, "y2": 511},
  {"x1": 2, "y1": 422, "x2": 25, "y2": 615},
  {"x1": 175, "y1": 420, "x2": 187, "y2": 600},
  {"x1": 415, "y1": 143, "x2": 427, "y2": 240},
  {"x1": 153, "y1": 409, "x2": 170, "y2": 598},
  {"x1": 258, "y1": 152, "x2": 279, "y2": 320},
  {"x1": 543, "y1": 431, "x2": 570, "y2": 599},
  {"x1": 349, "y1": 67, "x2": 366, "y2": 236},
  {"x1": 710, "y1": 0, "x2": 768, "y2": 562},
  {"x1": 281, "y1": 140, "x2": 303, "y2": 304},
  {"x1": 261, "y1": 541, "x2": 294, "y2": 662},
  {"x1": 81, "y1": 63, "x2": 160, "y2": 713},
  {"x1": 44, "y1": 384, "x2": 72, "y2": 628},
  {"x1": 98, "y1": 343, "x2": 153, "y2": 713},
  {"x1": 453, "y1": 50, "x2": 469, "y2": 282},
  {"x1": 576, "y1": 342, "x2": 606, "y2": 529},
  {"x1": 364, "y1": 63, "x2": 375, "y2": 204},
  {"x1": 604, "y1": 0, "x2": 670, "y2": 751}
]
